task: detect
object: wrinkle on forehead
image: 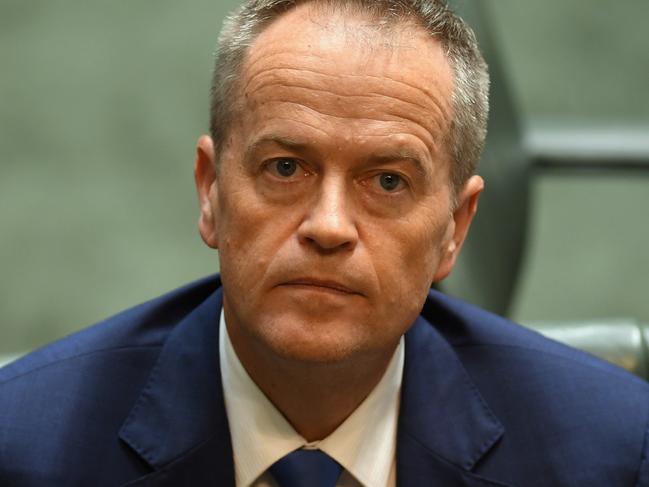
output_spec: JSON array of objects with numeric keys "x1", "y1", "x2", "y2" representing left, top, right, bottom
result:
[
  {"x1": 242, "y1": 55, "x2": 451, "y2": 107},
  {"x1": 242, "y1": 64, "x2": 451, "y2": 142}
]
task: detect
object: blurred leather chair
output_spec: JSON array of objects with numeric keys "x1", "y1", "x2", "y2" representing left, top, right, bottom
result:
[
  {"x1": 530, "y1": 320, "x2": 649, "y2": 380},
  {"x1": 0, "y1": 354, "x2": 22, "y2": 369}
]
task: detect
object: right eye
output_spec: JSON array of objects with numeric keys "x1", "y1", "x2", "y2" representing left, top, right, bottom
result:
[{"x1": 267, "y1": 158, "x2": 299, "y2": 178}]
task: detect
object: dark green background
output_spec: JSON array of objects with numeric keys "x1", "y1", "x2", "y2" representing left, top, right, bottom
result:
[{"x1": 1, "y1": 1, "x2": 648, "y2": 354}]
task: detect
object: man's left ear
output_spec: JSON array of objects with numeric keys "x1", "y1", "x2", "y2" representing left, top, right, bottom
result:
[{"x1": 433, "y1": 175, "x2": 484, "y2": 282}]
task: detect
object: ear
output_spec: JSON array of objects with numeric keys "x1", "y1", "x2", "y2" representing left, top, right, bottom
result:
[
  {"x1": 194, "y1": 135, "x2": 220, "y2": 249},
  {"x1": 433, "y1": 175, "x2": 484, "y2": 282}
]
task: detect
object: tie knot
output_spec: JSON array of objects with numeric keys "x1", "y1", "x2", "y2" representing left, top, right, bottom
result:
[{"x1": 269, "y1": 448, "x2": 343, "y2": 487}]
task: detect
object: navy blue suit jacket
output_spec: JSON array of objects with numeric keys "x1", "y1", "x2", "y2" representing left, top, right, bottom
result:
[{"x1": 2, "y1": 275, "x2": 649, "y2": 486}]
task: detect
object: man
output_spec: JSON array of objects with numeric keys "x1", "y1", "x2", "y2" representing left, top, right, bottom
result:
[{"x1": 1, "y1": 1, "x2": 648, "y2": 486}]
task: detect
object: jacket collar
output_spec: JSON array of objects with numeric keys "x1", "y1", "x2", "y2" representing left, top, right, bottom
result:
[
  {"x1": 118, "y1": 279, "x2": 234, "y2": 485},
  {"x1": 397, "y1": 313, "x2": 510, "y2": 487}
]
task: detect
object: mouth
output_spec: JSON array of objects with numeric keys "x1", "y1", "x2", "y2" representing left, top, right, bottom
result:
[{"x1": 280, "y1": 278, "x2": 362, "y2": 296}]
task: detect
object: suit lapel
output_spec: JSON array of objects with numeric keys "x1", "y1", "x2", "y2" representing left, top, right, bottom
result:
[
  {"x1": 397, "y1": 315, "x2": 512, "y2": 487},
  {"x1": 118, "y1": 285, "x2": 235, "y2": 486}
]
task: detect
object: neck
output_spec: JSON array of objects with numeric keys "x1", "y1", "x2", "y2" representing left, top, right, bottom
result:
[{"x1": 227, "y1": 322, "x2": 397, "y2": 442}]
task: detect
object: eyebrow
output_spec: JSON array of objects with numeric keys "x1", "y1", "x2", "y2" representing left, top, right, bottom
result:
[{"x1": 244, "y1": 135, "x2": 309, "y2": 162}]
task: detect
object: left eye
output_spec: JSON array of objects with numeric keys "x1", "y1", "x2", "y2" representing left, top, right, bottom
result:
[
  {"x1": 377, "y1": 173, "x2": 403, "y2": 192},
  {"x1": 270, "y1": 158, "x2": 298, "y2": 177}
]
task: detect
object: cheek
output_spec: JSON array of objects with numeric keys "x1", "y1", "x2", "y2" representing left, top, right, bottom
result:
[
  {"x1": 218, "y1": 203, "x2": 269, "y2": 276},
  {"x1": 215, "y1": 176, "x2": 301, "y2": 286},
  {"x1": 371, "y1": 211, "x2": 448, "y2": 300}
]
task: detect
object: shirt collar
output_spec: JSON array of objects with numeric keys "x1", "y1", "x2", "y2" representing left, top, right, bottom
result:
[{"x1": 219, "y1": 309, "x2": 404, "y2": 487}]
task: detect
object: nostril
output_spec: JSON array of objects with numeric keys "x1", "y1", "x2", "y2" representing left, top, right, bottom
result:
[{"x1": 297, "y1": 216, "x2": 358, "y2": 251}]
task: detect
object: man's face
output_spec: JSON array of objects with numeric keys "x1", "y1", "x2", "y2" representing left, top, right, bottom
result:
[{"x1": 196, "y1": 5, "x2": 482, "y2": 364}]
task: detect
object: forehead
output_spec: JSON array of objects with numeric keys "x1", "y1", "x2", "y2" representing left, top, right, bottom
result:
[
  {"x1": 234, "y1": 3, "x2": 455, "y2": 161},
  {"x1": 242, "y1": 4, "x2": 454, "y2": 99}
]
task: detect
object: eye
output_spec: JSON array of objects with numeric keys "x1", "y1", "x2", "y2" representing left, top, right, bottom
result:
[
  {"x1": 377, "y1": 172, "x2": 404, "y2": 192},
  {"x1": 269, "y1": 158, "x2": 299, "y2": 178}
]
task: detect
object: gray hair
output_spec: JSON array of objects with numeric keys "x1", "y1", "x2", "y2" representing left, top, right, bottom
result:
[{"x1": 210, "y1": 0, "x2": 489, "y2": 192}]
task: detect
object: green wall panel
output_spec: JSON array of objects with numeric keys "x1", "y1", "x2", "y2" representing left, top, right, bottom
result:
[{"x1": 512, "y1": 169, "x2": 649, "y2": 324}]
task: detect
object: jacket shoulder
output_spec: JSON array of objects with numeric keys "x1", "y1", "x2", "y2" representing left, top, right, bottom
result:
[
  {"x1": 0, "y1": 275, "x2": 219, "y2": 383},
  {"x1": 0, "y1": 275, "x2": 220, "y2": 486},
  {"x1": 422, "y1": 290, "x2": 649, "y2": 485},
  {"x1": 424, "y1": 289, "x2": 649, "y2": 384}
]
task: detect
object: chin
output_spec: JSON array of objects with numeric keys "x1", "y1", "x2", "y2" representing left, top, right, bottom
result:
[
  {"x1": 272, "y1": 342, "x2": 356, "y2": 364},
  {"x1": 257, "y1": 316, "x2": 374, "y2": 365}
]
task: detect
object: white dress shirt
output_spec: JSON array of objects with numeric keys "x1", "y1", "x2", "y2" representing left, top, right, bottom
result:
[{"x1": 219, "y1": 309, "x2": 404, "y2": 487}]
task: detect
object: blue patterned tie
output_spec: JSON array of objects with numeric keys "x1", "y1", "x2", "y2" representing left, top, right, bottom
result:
[{"x1": 269, "y1": 448, "x2": 343, "y2": 487}]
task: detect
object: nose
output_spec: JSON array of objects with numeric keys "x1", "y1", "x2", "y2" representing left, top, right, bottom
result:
[{"x1": 297, "y1": 178, "x2": 359, "y2": 252}]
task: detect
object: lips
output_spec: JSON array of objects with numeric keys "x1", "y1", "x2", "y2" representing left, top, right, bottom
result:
[{"x1": 280, "y1": 278, "x2": 361, "y2": 295}]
